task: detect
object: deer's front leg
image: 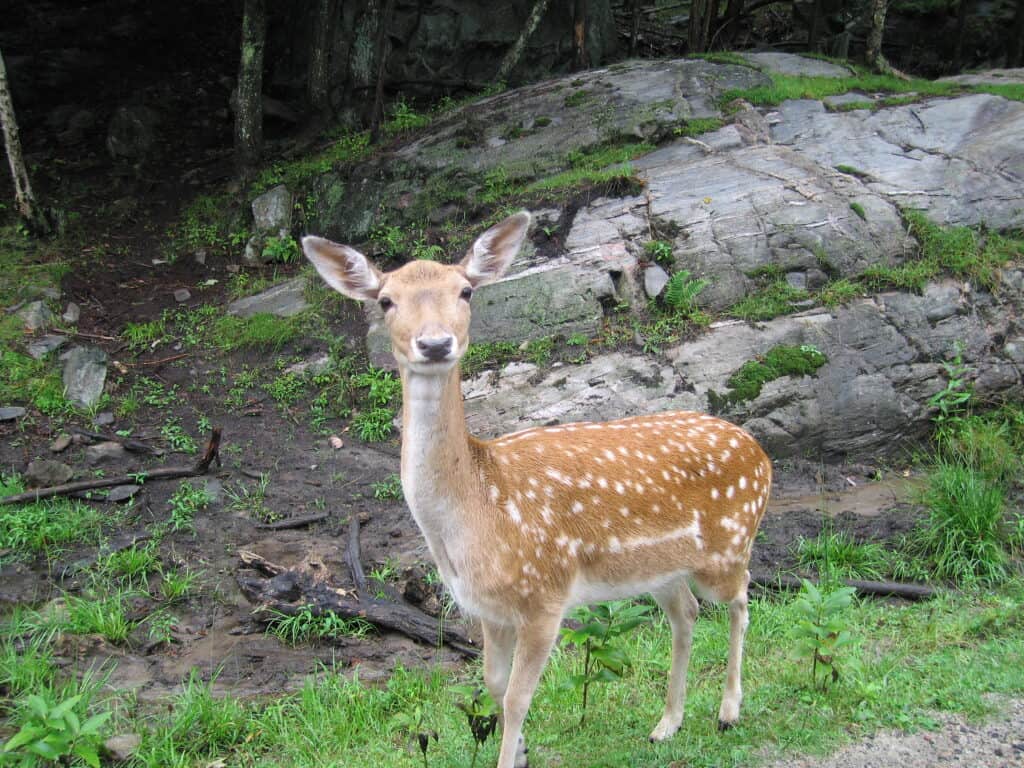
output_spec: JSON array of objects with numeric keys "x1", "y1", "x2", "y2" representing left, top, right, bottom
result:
[{"x1": 497, "y1": 612, "x2": 561, "y2": 768}]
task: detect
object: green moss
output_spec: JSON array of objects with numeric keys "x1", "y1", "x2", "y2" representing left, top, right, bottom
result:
[
  {"x1": 533, "y1": 116, "x2": 552, "y2": 127},
  {"x1": 724, "y1": 344, "x2": 828, "y2": 403},
  {"x1": 721, "y1": 72, "x2": 958, "y2": 108},
  {"x1": 461, "y1": 341, "x2": 519, "y2": 377},
  {"x1": 564, "y1": 89, "x2": 590, "y2": 108},
  {"x1": 834, "y1": 164, "x2": 870, "y2": 179},
  {"x1": 252, "y1": 132, "x2": 371, "y2": 194},
  {"x1": 849, "y1": 202, "x2": 867, "y2": 221},
  {"x1": 0, "y1": 349, "x2": 70, "y2": 416},
  {"x1": 688, "y1": 51, "x2": 753, "y2": 68}
]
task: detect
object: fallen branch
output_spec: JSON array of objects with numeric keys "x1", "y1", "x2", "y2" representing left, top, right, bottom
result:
[
  {"x1": 236, "y1": 549, "x2": 478, "y2": 658},
  {"x1": 344, "y1": 516, "x2": 368, "y2": 593},
  {"x1": 751, "y1": 572, "x2": 936, "y2": 601},
  {"x1": 0, "y1": 429, "x2": 222, "y2": 505},
  {"x1": 255, "y1": 512, "x2": 329, "y2": 531},
  {"x1": 69, "y1": 427, "x2": 164, "y2": 455}
]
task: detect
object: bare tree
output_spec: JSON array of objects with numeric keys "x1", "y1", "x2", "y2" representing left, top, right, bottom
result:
[
  {"x1": 235, "y1": 0, "x2": 266, "y2": 177},
  {"x1": 572, "y1": 0, "x2": 589, "y2": 70},
  {"x1": 496, "y1": 0, "x2": 552, "y2": 81},
  {"x1": 308, "y1": 0, "x2": 334, "y2": 119},
  {"x1": 369, "y1": 0, "x2": 396, "y2": 142},
  {"x1": 864, "y1": 0, "x2": 904, "y2": 75},
  {"x1": 0, "y1": 48, "x2": 49, "y2": 235}
]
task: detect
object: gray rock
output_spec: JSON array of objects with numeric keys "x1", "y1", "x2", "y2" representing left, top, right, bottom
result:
[
  {"x1": 0, "y1": 406, "x2": 27, "y2": 421},
  {"x1": 18, "y1": 301, "x2": 54, "y2": 331},
  {"x1": 741, "y1": 52, "x2": 853, "y2": 78},
  {"x1": 93, "y1": 411, "x2": 115, "y2": 427},
  {"x1": 85, "y1": 441, "x2": 127, "y2": 465},
  {"x1": 203, "y1": 478, "x2": 224, "y2": 508},
  {"x1": 227, "y1": 276, "x2": 309, "y2": 318},
  {"x1": 62, "y1": 346, "x2": 108, "y2": 409},
  {"x1": 103, "y1": 733, "x2": 142, "y2": 762},
  {"x1": 785, "y1": 271, "x2": 808, "y2": 291},
  {"x1": 105, "y1": 485, "x2": 141, "y2": 503},
  {"x1": 252, "y1": 185, "x2": 293, "y2": 233},
  {"x1": 823, "y1": 92, "x2": 874, "y2": 109},
  {"x1": 49, "y1": 434, "x2": 72, "y2": 452},
  {"x1": 106, "y1": 105, "x2": 160, "y2": 160},
  {"x1": 173, "y1": 288, "x2": 191, "y2": 303},
  {"x1": 62, "y1": 302, "x2": 80, "y2": 323},
  {"x1": 27, "y1": 335, "x2": 67, "y2": 360},
  {"x1": 284, "y1": 353, "x2": 331, "y2": 377},
  {"x1": 644, "y1": 264, "x2": 670, "y2": 298},
  {"x1": 25, "y1": 459, "x2": 74, "y2": 487}
]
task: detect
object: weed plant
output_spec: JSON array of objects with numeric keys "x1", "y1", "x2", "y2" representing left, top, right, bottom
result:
[
  {"x1": 796, "y1": 528, "x2": 891, "y2": 581},
  {"x1": 267, "y1": 606, "x2": 373, "y2": 646}
]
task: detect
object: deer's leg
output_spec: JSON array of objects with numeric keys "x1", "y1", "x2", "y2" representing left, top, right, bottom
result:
[
  {"x1": 649, "y1": 579, "x2": 700, "y2": 742},
  {"x1": 482, "y1": 618, "x2": 516, "y2": 705},
  {"x1": 497, "y1": 612, "x2": 561, "y2": 768},
  {"x1": 718, "y1": 573, "x2": 750, "y2": 729}
]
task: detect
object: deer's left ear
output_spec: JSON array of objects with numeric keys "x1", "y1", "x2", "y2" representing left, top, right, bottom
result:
[
  {"x1": 302, "y1": 236, "x2": 383, "y2": 301},
  {"x1": 461, "y1": 211, "x2": 532, "y2": 287}
]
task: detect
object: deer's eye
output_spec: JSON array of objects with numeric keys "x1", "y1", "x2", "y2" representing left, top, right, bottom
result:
[
  {"x1": 379, "y1": 296, "x2": 394, "y2": 311},
  {"x1": 460, "y1": 286, "x2": 473, "y2": 301}
]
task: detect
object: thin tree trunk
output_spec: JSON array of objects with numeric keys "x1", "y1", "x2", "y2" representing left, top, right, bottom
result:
[
  {"x1": 629, "y1": 0, "x2": 642, "y2": 55},
  {"x1": 368, "y1": 0, "x2": 396, "y2": 142},
  {"x1": 235, "y1": 0, "x2": 266, "y2": 178},
  {"x1": 1011, "y1": 0, "x2": 1024, "y2": 67},
  {"x1": 0, "y1": 48, "x2": 49, "y2": 235},
  {"x1": 724, "y1": 0, "x2": 745, "y2": 44},
  {"x1": 573, "y1": 0, "x2": 589, "y2": 70},
  {"x1": 807, "y1": 0, "x2": 824, "y2": 51},
  {"x1": 688, "y1": 0, "x2": 710, "y2": 52},
  {"x1": 496, "y1": 0, "x2": 552, "y2": 81},
  {"x1": 703, "y1": 0, "x2": 720, "y2": 49},
  {"x1": 864, "y1": 0, "x2": 901, "y2": 75},
  {"x1": 307, "y1": 0, "x2": 334, "y2": 118},
  {"x1": 954, "y1": 0, "x2": 970, "y2": 71}
]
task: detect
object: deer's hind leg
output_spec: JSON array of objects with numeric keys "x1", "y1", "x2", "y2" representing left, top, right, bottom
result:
[
  {"x1": 649, "y1": 578, "x2": 700, "y2": 742},
  {"x1": 694, "y1": 566, "x2": 751, "y2": 730}
]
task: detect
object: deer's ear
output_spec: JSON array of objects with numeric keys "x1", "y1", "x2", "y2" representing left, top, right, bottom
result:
[
  {"x1": 461, "y1": 211, "x2": 532, "y2": 287},
  {"x1": 302, "y1": 236, "x2": 382, "y2": 301}
]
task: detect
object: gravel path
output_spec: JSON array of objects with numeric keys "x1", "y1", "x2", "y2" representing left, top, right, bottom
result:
[{"x1": 766, "y1": 697, "x2": 1024, "y2": 768}]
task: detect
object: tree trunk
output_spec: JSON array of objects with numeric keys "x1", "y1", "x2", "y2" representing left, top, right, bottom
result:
[
  {"x1": 307, "y1": 0, "x2": 334, "y2": 118},
  {"x1": 1011, "y1": 0, "x2": 1024, "y2": 67},
  {"x1": 864, "y1": 0, "x2": 892, "y2": 73},
  {"x1": 629, "y1": 0, "x2": 642, "y2": 55},
  {"x1": 688, "y1": 0, "x2": 710, "y2": 52},
  {"x1": 573, "y1": 0, "x2": 589, "y2": 71},
  {"x1": 496, "y1": 0, "x2": 552, "y2": 82},
  {"x1": 724, "y1": 0, "x2": 745, "y2": 45},
  {"x1": 0, "y1": 48, "x2": 49, "y2": 235},
  {"x1": 235, "y1": 0, "x2": 266, "y2": 178},
  {"x1": 703, "y1": 0, "x2": 720, "y2": 48},
  {"x1": 954, "y1": 0, "x2": 970, "y2": 71},
  {"x1": 368, "y1": 0, "x2": 396, "y2": 142},
  {"x1": 807, "y1": 0, "x2": 824, "y2": 51}
]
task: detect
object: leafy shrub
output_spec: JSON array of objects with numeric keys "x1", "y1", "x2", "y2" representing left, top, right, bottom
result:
[
  {"x1": 663, "y1": 270, "x2": 708, "y2": 316},
  {"x1": 792, "y1": 579, "x2": 856, "y2": 689},
  {"x1": 1, "y1": 693, "x2": 111, "y2": 767}
]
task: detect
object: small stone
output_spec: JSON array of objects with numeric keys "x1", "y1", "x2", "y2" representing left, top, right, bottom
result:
[
  {"x1": 62, "y1": 346, "x2": 108, "y2": 409},
  {"x1": 0, "y1": 406, "x2": 26, "y2": 421},
  {"x1": 50, "y1": 434, "x2": 72, "y2": 452},
  {"x1": 104, "y1": 733, "x2": 142, "y2": 762},
  {"x1": 62, "y1": 302, "x2": 81, "y2": 323},
  {"x1": 643, "y1": 264, "x2": 671, "y2": 298},
  {"x1": 25, "y1": 459, "x2": 74, "y2": 487},
  {"x1": 203, "y1": 478, "x2": 224, "y2": 507},
  {"x1": 251, "y1": 185, "x2": 293, "y2": 234},
  {"x1": 329, "y1": 435, "x2": 344, "y2": 449},
  {"x1": 784, "y1": 271, "x2": 808, "y2": 291},
  {"x1": 85, "y1": 441, "x2": 127, "y2": 465},
  {"x1": 226, "y1": 263, "x2": 240, "y2": 274},
  {"x1": 106, "y1": 485, "x2": 141, "y2": 503},
  {"x1": 27, "y1": 334, "x2": 67, "y2": 360},
  {"x1": 93, "y1": 411, "x2": 115, "y2": 427},
  {"x1": 18, "y1": 300, "x2": 54, "y2": 331},
  {"x1": 173, "y1": 288, "x2": 191, "y2": 303},
  {"x1": 193, "y1": 249, "x2": 207, "y2": 265}
]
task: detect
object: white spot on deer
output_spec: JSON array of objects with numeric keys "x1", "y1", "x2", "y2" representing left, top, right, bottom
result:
[
  {"x1": 608, "y1": 536, "x2": 622, "y2": 553},
  {"x1": 568, "y1": 539, "x2": 582, "y2": 556},
  {"x1": 726, "y1": 485, "x2": 735, "y2": 499},
  {"x1": 729, "y1": 437, "x2": 739, "y2": 449},
  {"x1": 739, "y1": 476, "x2": 748, "y2": 490},
  {"x1": 528, "y1": 476, "x2": 538, "y2": 487},
  {"x1": 721, "y1": 449, "x2": 731, "y2": 461},
  {"x1": 546, "y1": 468, "x2": 573, "y2": 486},
  {"x1": 624, "y1": 521, "x2": 703, "y2": 550},
  {"x1": 710, "y1": 487, "x2": 720, "y2": 500},
  {"x1": 753, "y1": 479, "x2": 760, "y2": 491},
  {"x1": 661, "y1": 469, "x2": 671, "y2": 481},
  {"x1": 555, "y1": 534, "x2": 569, "y2": 548},
  {"x1": 585, "y1": 543, "x2": 596, "y2": 555},
  {"x1": 578, "y1": 477, "x2": 592, "y2": 489},
  {"x1": 545, "y1": 485, "x2": 555, "y2": 498},
  {"x1": 603, "y1": 448, "x2": 616, "y2": 461},
  {"x1": 619, "y1": 506, "x2": 630, "y2": 517},
  {"x1": 720, "y1": 517, "x2": 740, "y2": 531},
  {"x1": 618, "y1": 446, "x2": 629, "y2": 456},
  {"x1": 660, "y1": 445, "x2": 670, "y2": 454},
  {"x1": 572, "y1": 500, "x2": 584, "y2": 514},
  {"x1": 499, "y1": 455, "x2": 510, "y2": 465},
  {"x1": 525, "y1": 489, "x2": 536, "y2": 501},
  {"x1": 614, "y1": 480, "x2": 625, "y2": 494},
  {"x1": 488, "y1": 485, "x2": 499, "y2": 503},
  {"x1": 540, "y1": 505, "x2": 553, "y2": 524},
  {"x1": 597, "y1": 477, "x2": 608, "y2": 489},
  {"x1": 506, "y1": 500, "x2": 521, "y2": 524}
]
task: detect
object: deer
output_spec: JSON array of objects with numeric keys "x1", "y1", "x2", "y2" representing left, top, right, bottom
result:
[{"x1": 302, "y1": 211, "x2": 772, "y2": 768}]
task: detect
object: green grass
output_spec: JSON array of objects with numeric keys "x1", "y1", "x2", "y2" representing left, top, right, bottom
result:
[
  {"x1": 721, "y1": 72, "x2": 959, "y2": 108},
  {"x1": 0, "y1": 478, "x2": 109, "y2": 564},
  {"x1": 252, "y1": 131, "x2": 372, "y2": 193},
  {"x1": 796, "y1": 528, "x2": 893, "y2": 581},
  {"x1": 0, "y1": 348, "x2": 70, "y2": 416},
  {"x1": 210, "y1": 313, "x2": 302, "y2": 352},
  {"x1": 728, "y1": 279, "x2": 809, "y2": 321},
  {"x1": 673, "y1": 117, "x2": 725, "y2": 137},
  {"x1": 112, "y1": 582, "x2": 1024, "y2": 767}
]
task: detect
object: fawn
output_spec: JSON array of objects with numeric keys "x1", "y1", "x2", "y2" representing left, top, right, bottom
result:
[{"x1": 303, "y1": 211, "x2": 772, "y2": 768}]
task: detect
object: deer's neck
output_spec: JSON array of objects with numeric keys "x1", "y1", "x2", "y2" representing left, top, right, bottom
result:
[{"x1": 399, "y1": 365, "x2": 476, "y2": 540}]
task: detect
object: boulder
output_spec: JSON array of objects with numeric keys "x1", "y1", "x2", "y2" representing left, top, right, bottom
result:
[
  {"x1": 251, "y1": 185, "x2": 293, "y2": 233},
  {"x1": 18, "y1": 301, "x2": 54, "y2": 331},
  {"x1": 27, "y1": 335, "x2": 67, "y2": 360},
  {"x1": 106, "y1": 105, "x2": 160, "y2": 161},
  {"x1": 0, "y1": 407, "x2": 26, "y2": 421},
  {"x1": 85, "y1": 441, "x2": 127, "y2": 465},
  {"x1": 227, "y1": 277, "x2": 309, "y2": 318},
  {"x1": 25, "y1": 459, "x2": 74, "y2": 487},
  {"x1": 62, "y1": 346, "x2": 108, "y2": 409}
]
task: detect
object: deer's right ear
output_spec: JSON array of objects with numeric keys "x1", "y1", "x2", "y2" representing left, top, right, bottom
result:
[{"x1": 302, "y1": 236, "x2": 382, "y2": 301}]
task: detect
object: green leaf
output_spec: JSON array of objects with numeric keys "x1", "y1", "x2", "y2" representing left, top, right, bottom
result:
[
  {"x1": 74, "y1": 742, "x2": 102, "y2": 768},
  {"x1": 48, "y1": 694, "x2": 82, "y2": 719},
  {"x1": 28, "y1": 736, "x2": 66, "y2": 760},
  {"x1": 26, "y1": 694, "x2": 50, "y2": 720},
  {"x1": 2, "y1": 725, "x2": 46, "y2": 752}
]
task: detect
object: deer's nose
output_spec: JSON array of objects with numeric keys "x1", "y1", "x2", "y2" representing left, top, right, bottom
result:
[{"x1": 416, "y1": 336, "x2": 453, "y2": 361}]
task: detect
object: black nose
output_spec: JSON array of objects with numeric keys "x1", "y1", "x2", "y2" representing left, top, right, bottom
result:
[{"x1": 416, "y1": 336, "x2": 453, "y2": 361}]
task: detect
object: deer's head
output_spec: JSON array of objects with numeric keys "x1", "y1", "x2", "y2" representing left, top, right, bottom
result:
[{"x1": 303, "y1": 212, "x2": 531, "y2": 375}]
